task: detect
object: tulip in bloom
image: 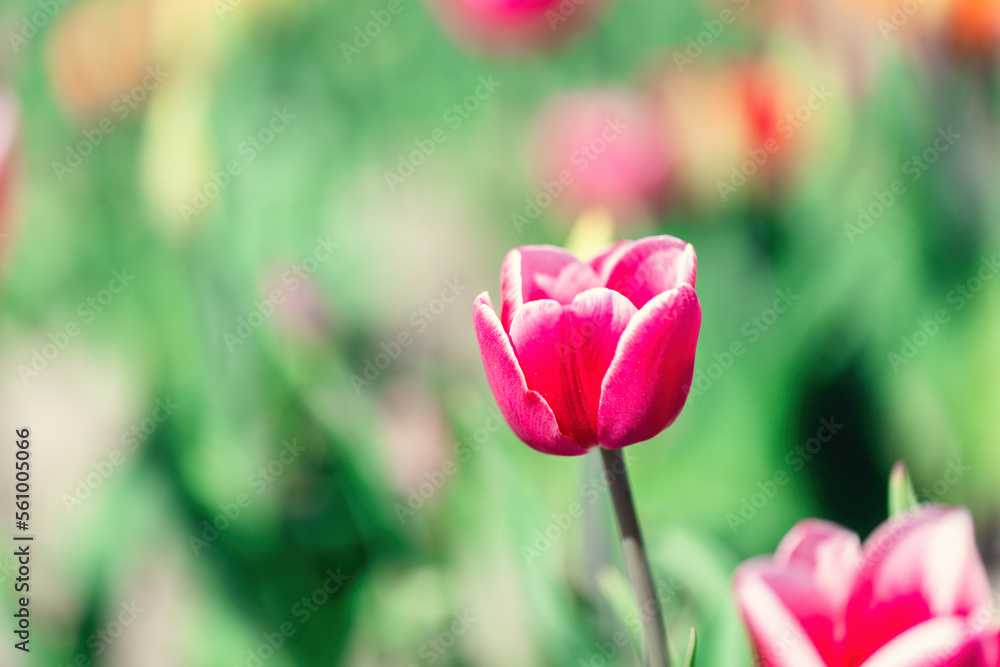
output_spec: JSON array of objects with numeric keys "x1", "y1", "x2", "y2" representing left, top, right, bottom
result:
[
  {"x1": 473, "y1": 235, "x2": 701, "y2": 455},
  {"x1": 734, "y1": 506, "x2": 1000, "y2": 666}
]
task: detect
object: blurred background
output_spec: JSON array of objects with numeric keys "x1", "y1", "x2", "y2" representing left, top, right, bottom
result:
[{"x1": 0, "y1": 0, "x2": 999, "y2": 664}]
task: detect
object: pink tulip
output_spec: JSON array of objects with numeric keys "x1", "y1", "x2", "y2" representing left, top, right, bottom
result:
[
  {"x1": 734, "y1": 506, "x2": 1000, "y2": 667},
  {"x1": 0, "y1": 88, "x2": 19, "y2": 246},
  {"x1": 531, "y1": 89, "x2": 673, "y2": 223},
  {"x1": 427, "y1": 0, "x2": 604, "y2": 53},
  {"x1": 473, "y1": 235, "x2": 701, "y2": 456}
]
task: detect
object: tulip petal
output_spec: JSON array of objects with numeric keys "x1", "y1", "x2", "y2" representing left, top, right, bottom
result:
[
  {"x1": 598, "y1": 284, "x2": 700, "y2": 448},
  {"x1": 473, "y1": 292, "x2": 588, "y2": 456},
  {"x1": 733, "y1": 521, "x2": 861, "y2": 666},
  {"x1": 845, "y1": 506, "x2": 993, "y2": 664},
  {"x1": 589, "y1": 239, "x2": 633, "y2": 282},
  {"x1": 500, "y1": 246, "x2": 601, "y2": 331},
  {"x1": 733, "y1": 560, "x2": 829, "y2": 667},
  {"x1": 602, "y1": 235, "x2": 697, "y2": 309},
  {"x1": 858, "y1": 617, "x2": 987, "y2": 667},
  {"x1": 775, "y1": 520, "x2": 862, "y2": 603},
  {"x1": 765, "y1": 520, "x2": 863, "y2": 664},
  {"x1": 509, "y1": 288, "x2": 635, "y2": 446}
]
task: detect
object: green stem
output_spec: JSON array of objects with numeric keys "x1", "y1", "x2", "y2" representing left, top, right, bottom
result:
[{"x1": 600, "y1": 447, "x2": 669, "y2": 667}]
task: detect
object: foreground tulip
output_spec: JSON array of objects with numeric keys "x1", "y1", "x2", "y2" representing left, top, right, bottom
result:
[
  {"x1": 474, "y1": 235, "x2": 700, "y2": 666},
  {"x1": 734, "y1": 506, "x2": 1000, "y2": 667},
  {"x1": 473, "y1": 235, "x2": 700, "y2": 456},
  {"x1": 427, "y1": 0, "x2": 605, "y2": 53}
]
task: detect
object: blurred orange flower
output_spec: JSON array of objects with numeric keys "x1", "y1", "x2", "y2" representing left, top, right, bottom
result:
[{"x1": 46, "y1": 0, "x2": 155, "y2": 122}]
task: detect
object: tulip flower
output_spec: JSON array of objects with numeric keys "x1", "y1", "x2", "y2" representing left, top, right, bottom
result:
[
  {"x1": 474, "y1": 234, "x2": 700, "y2": 667},
  {"x1": 473, "y1": 234, "x2": 700, "y2": 456},
  {"x1": 0, "y1": 88, "x2": 19, "y2": 248},
  {"x1": 529, "y1": 89, "x2": 673, "y2": 224},
  {"x1": 649, "y1": 56, "x2": 838, "y2": 209},
  {"x1": 734, "y1": 506, "x2": 1000, "y2": 667},
  {"x1": 47, "y1": 0, "x2": 155, "y2": 122},
  {"x1": 948, "y1": 0, "x2": 1000, "y2": 57},
  {"x1": 427, "y1": 0, "x2": 605, "y2": 53}
]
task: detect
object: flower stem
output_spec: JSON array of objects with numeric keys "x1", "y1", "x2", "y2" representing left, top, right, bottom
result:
[{"x1": 600, "y1": 446, "x2": 669, "y2": 667}]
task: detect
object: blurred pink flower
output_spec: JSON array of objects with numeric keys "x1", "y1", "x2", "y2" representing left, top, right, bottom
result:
[
  {"x1": 0, "y1": 89, "x2": 19, "y2": 253},
  {"x1": 531, "y1": 89, "x2": 673, "y2": 223},
  {"x1": 428, "y1": 0, "x2": 605, "y2": 53},
  {"x1": 734, "y1": 506, "x2": 1000, "y2": 667},
  {"x1": 377, "y1": 380, "x2": 452, "y2": 496},
  {"x1": 473, "y1": 235, "x2": 701, "y2": 456}
]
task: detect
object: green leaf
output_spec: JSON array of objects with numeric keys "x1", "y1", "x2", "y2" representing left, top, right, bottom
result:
[
  {"x1": 595, "y1": 567, "x2": 642, "y2": 657},
  {"x1": 889, "y1": 461, "x2": 920, "y2": 517},
  {"x1": 683, "y1": 627, "x2": 698, "y2": 667}
]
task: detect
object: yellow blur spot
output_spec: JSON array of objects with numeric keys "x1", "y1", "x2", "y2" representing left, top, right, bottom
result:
[{"x1": 566, "y1": 207, "x2": 615, "y2": 257}]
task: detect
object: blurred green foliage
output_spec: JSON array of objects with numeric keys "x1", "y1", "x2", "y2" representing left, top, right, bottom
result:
[{"x1": 1, "y1": 0, "x2": 999, "y2": 665}]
